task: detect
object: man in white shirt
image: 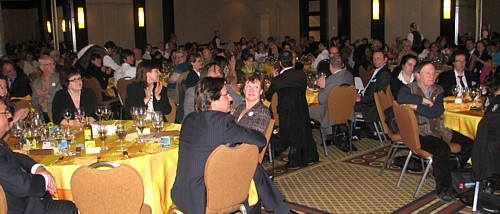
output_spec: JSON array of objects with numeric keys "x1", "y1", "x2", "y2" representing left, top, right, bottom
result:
[
  {"x1": 114, "y1": 49, "x2": 136, "y2": 84},
  {"x1": 437, "y1": 50, "x2": 477, "y2": 97},
  {"x1": 142, "y1": 44, "x2": 153, "y2": 60},
  {"x1": 102, "y1": 41, "x2": 121, "y2": 71},
  {"x1": 312, "y1": 41, "x2": 329, "y2": 70}
]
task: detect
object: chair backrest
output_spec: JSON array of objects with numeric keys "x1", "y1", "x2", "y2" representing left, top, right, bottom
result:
[
  {"x1": 11, "y1": 100, "x2": 30, "y2": 110},
  {"x1": 174, "y1": 72, "x2": 189, "y2": 104},
  {"x1": 374, "y1": 91, "x2": 401, "y2": 141},
  {"x1": 83, "y1": 76, "x2": 105, "y2": 105},
  {"x1": 116, "y1": 78, "x2": 134, "y2": 105},
  {"x1": 386, "y1": 85, "x2": 395, "y2": 104},
  {"x1": 270, "y1": 93, "x2": 279, "y2": 126},
  {"x1": 260, "y1": 119, "x2": 275, "y2": 164},
  {"x1": 0, "y1": 185, "x2": 7, "y2": 214},
  {"x1": 71, "y1": 162, "x2": 147, "y2": 213},
  {"x1": 204, "y1": 143, "x2": 259, "y2": 213},
  {"x1": 327, "y1": 85, "x2": 357, "y2": 124},
  {"x1": 392, "y1": 101, "x2": 421, "y2": 151},
  {"x1": 165, "y1": 98, "x2": 177, "y2": 123},
  {"x1": 359, "y1": 66, "x2": 375, "y2": 86}
]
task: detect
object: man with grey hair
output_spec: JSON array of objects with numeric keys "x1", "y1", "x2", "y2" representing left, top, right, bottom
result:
[
  {"x1": 309, "y1": 55, "x2": 354, "y2": 149},
  {"x1": 31, "y1": 55, "x2": 62, "y2": 123}
]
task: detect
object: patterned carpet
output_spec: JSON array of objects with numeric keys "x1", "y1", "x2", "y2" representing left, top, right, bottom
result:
[{"x1": 268, "y1": 129, "x2": 473, "y2": 213}]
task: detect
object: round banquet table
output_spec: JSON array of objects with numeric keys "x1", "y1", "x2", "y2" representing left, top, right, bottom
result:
[{"x1": 26, "y1": 121, "x2": 182, "y2": 214}]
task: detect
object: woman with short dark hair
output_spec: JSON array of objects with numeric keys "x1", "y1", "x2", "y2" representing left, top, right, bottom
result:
[{"x1": 52, "y1": 66, "x2": 98, "y2": 125}]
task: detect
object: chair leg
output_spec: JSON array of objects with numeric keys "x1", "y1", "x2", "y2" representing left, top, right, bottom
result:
[
  {"x1": 414, "y1": 158, "x2": 433, "y2": 199},
  {"x1": 396, "y1": 151, "x2": 413, "y2": 188},
  {"x1": 378, "y1": 121, "x2": 388, "y2": 141},
  {"x1": 347, "y1": 122, "x2": 353, "y2": 155},
  {"x1": 373, "y1": 122, "x2": 385, "y2": 146},
  {"x1": 379, "y1": 141, "x2": 398, "y2": 175},
  {"x1": 321, "y1": 126, "x2": 328, "y2": 157}
]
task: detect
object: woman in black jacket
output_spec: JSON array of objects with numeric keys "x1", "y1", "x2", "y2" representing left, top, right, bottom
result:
[{"x1": 125, "y1": 60, "x2": 172, "y2": 120}]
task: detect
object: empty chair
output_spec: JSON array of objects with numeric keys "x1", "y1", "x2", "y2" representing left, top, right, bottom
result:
[
  {"x1": 204, "y1": 143, "x2": 259, "y2": 214},
  {"x1": 261, "y1": 119, "x2": 276, "y2": 164},
  {"x1": 82, "y1": 76, "x2": 120, "y2": 107},
  {"x1": 116, "y1": 78, "x2": 134, "y2": 106},
  {"x1": 71, "y1": 162, "x2": 151, "y2": 214},
  {"x1": 374, "y1": 90, "x2": 405, "y2": 175},
  {"x1": 165, "y1": 98, "x2": 177, "y2": 123}
]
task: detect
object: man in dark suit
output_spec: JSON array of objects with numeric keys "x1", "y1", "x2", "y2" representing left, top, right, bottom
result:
[
  {"x1": 437, "y1": 50, "x2": 477, "y2": 97},
  {"x1": 358, "y1": 48, "x2": 391, "y2": 135},
  {"x1": 2, "y1": 60, "x2": 31, "y2": 97},
  {"x1": 0, "y1": 97, "x2": 77, "y2": 214},
  {"x1": 265, "y1": 50, "x2": 319, "y2": 168},
  {"x1": 309, "y1": 55, "x2": 354, "y2": 146},
  {"x1": 172, "y1": 77, "x2": 289, "y2": 214}
]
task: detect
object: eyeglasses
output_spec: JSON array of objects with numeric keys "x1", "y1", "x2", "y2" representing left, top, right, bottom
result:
[
  {"x1": 68, "y1": 77, "x2": 83, "y2": 82},
  {"x1": 41, "y1": 62, "x2": 56, "y2": 66},
  {"x1": 454, "y1": 60, "x2": 467, "y2": 63},
  {"x1": 0, "y1": 111, "x2": 11, "y2": 115},
  {"x1": 220, "y1": 93, "x2": 230, "y2": 97}
]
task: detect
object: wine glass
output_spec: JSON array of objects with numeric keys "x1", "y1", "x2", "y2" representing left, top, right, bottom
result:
[
  {"x1": 95, "y1": 106, "x2": 104, "y2": 121},
  {"x1": 152, "y1": 111, "x2": 164, "y2": 133},
  {"x1": 63, "y1": 128, "x2": 75, "y2": 156},
  {"x1": 116, "y1": 122, "x2": 127, "y2": 152},
  {"x1": 469, "y1": 88, "x2": 478, "y2": 107},
  {"x1": 461, "y1": 86, "x2": 469, "y2": 101},
  {"x1": 135, "y1": 118, "x2": 146, "y2": 143},
  {"x1": 97, "y1": 123, "x2": 108, "y2": 151},
  {"x1": 74, "y1": 108, "x2": 85, "y2": 130},
  {"x1": 63, "y1": 109, "x2": 72, "y2": 126},
  {"x1": 451, "y1": 85, "x2": 459, "y2": 97},
  {"x1": 51, "y1": 126, "x2": 65, "y2": 155},
  {"x1": 12, "y1": 121, "x2": 25, "y2": 150},
  {"x1": 136, "y1": 107, "x2": 147, "y2": 120},
  {"x1": 130, "y1": 106, "x2": 138, "y2": 121}
]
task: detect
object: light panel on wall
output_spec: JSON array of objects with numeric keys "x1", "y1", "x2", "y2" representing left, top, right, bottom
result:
[
  {"x1": 46, "y1": 21, "x2": 52, "y2": 33},
  {"x1": 443, "y1": 0, "x2": 451, "y2": 19},
  {"x1": 62, "y1": 19, "x2": 66, "y2": 32},
  {"x1": 373, "y1": 0, "x2": 380, "y2": 20},
  {"x1": 138, "y1": 7, "x2": 145, "y2": 27},
  {"x1": 77, "y1": 7, "x2": 85, "y2": 29}
]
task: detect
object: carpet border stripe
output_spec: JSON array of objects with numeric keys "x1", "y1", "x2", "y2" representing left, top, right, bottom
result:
[
  {"x1": 285, "y1": 201, "x2": 331, "y2": 214},
  {"x1": 391, "y1": 190, "x2": 436, "y2": 213}
]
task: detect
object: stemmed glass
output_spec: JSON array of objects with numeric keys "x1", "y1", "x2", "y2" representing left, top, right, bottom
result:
[
  {"x1": 97, "y1": 123, "x2": 108, "y2": 151},
  {"x1": 135, "y1": 118, "x2": 146, "y2": 143},
  {"x1": 95, "y1": 106, "x2": 104, "y2": 121},
  {"x1": 74, "y1": 108, "x2": 86, "y2": 130},
  {"x1": 152, "y1": 111, "x2": 164, "y2": 133},
  {"x1": 136, "y1": 107, "x2": 147, "y2": 120},
  {"x1": 63, "y1": 128, "x2": 75, "y2": 156},
  {"x1": 469, "y1": 87, "x2": 479, "y2": 108},
  {"x1": 52, "y1": 126, "x2": 64, "y2": 155},
  {"x1": 116, "y1": 121, "x2": 127, "y2": 152},
  {"x1": 130, "y1": 106, "x2": 138, "y2": 121},
  {"x1": 63, "y1": 109, "x2": 72, "y2": 127},
  {"x1": 12, "y1": 121, "x2": 25, "y2": 150}
]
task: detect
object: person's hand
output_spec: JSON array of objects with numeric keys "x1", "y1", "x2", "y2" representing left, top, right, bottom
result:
[
  {"x1": 422, "y1": 98, "x2": 434, "y2": 107},
  {"x1": 35, "y1": 167, "x2": 57, "y2": 195},
  {"x1": 316, "y1": 75, "x2": 326, "y2": 88},
  {"x1": 36, "y1": 88, "x2": 48, "y2": 97},
  {"x1": 154, "y1": 82, "x2": 162, "y2": 100},
  {"x1": 11, "y1": 108, "x2": 29, "y2": 124},
  {"x1": 405, "y1": 104, "x2": 418, "y2": 110}
]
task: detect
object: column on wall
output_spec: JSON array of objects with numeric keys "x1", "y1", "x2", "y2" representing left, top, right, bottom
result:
[
  {"x1": 371, "y1": 0, "x2": 385, "y2": 42},
  {"x1": 134, "y1": 0, "x2": 147, "y2": 49}
]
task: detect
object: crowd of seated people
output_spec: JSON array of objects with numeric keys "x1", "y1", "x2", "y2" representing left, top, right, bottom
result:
[{"x1": 0, "y1": 25, "x2": 499, "y2": 210}]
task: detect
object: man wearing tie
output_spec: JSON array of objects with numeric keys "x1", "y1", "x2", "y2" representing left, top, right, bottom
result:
[{"x1": 437, "y1": 50, "x2": 477, "y2": 97}]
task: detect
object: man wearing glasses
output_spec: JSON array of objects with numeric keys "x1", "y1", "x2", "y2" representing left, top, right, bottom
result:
[
  {"x1": 437, "y1": 50, "x2": 477, "y2": 97},
  {"x1": 0, "y1": 97, "x2": 77, "y2": 213},
  {"x1": 31, "y1": 55, "x2": 61, "y2": 123}
]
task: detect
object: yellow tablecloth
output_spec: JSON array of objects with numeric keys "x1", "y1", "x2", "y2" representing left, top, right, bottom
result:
[
  {"x1": 28, "y1": 121, "x2": 257, "y2": 213},
  {"x1": 442, "y1": 96, "x2": 484, "y2": 139},
  {"x1": 30, "y1": 121, "x2": 181, "y2": 214}
]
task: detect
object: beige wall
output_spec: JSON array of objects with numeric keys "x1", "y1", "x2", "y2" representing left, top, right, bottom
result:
[
  {"x1": 350, "y1": 0, "x2": 371, "y2": 42},
  {"x1": 173, "y1": 0, "x2": 299, "y2": 45},
  {"x1": 328, "y1": 0, "x2": 338, "y2": 37},
  {"x1": 2, "y1": 9, "x2": 39, "y2": 44},
  {"x1": 87, "y1": 0, "x2": 135, "y2": 49},
  {"x1": 483, "y1": 0, "x2": 500, "y2": 34},
  {"x1": 146, "y1": 0, "x2": 163, "y2": 46}
]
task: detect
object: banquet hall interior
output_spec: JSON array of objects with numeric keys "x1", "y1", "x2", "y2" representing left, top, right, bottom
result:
[{"x1": 0, "y1": 0, "x2": 499, "y2": 213}]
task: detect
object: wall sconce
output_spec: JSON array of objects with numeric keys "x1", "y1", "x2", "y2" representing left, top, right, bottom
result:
[
  {"x1": 77, "y1": 7, "x2": 85, "y2": 29},
  {"x1": 443, "y1": 0, "x2": 451, "y2": 19},
  {"x1": 373, "y1": 0, "x2": 380, "y2": 20},
  {"x1": 62, "y1": 19, "x2": 66, "y2": 32},
  {"x1": 46, "y1": 21, "x2": 52, "y2": 33},
  {"x1": 138, "y1": 7, "x2": 145, "y2": 27}
]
